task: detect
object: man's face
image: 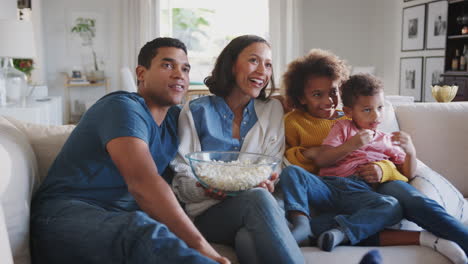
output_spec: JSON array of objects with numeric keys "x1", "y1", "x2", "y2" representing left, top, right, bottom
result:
[{"x1": 137, "y1": 47, "x2": 190, "y2": 107}]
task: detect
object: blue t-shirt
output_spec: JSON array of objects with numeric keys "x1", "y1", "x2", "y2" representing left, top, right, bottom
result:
[
  {"x1": 33, "y1": 91, "x2": 180, "y2": 210},
  {"x1": 190, "y1": 96, "x2": 257, "y2": 151}
]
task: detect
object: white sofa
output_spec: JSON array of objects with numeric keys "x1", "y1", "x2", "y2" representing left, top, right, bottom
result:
[{"x1": 1, "y1": 101, "x2": 468, "y2": 264}]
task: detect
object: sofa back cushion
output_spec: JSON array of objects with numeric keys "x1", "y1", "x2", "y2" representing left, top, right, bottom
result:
[
  {"x1": 395, "y1": 102, "x2": 468, "y2": 196},
  {"x1": 5, "y1": 117, "x2": 75, "y2": 182}
]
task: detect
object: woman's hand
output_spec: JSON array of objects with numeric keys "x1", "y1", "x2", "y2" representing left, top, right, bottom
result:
[
  {"x1": 194, "y1": 240, "x2": 231, "y2": 264},
  {"x1": 257, "y1": 172, "x2": 278, "y2": 193},
  {"x1": 196, "y1": 182, "x2": 227, "y2": 200},
  {"x1": 391, "y1": 131, "x2": 416, "y2": 156},
  {"x1": 357, "y1": 163, "x2": 383, "y2": 183}
]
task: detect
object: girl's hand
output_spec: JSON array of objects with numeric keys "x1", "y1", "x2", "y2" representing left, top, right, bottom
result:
[
  {"x1": 257, "y1": 172, "x2": 278, "y2": 193},
  {"x1": 357, "y1": 163, "x2": 383, "y2": 183},
  {"x1": 391, "y1": 131, "x2": 416, "y2": 156},
  {"x1": 348, "y1": 129, "x2": 374, "y2": 150},
  {"x1": 196, "y1": 182, "x2": 227, "y2": 200}
]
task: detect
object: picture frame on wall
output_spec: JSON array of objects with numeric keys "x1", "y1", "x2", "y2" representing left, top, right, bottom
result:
[
  {"x1": 402, "y1": 4, "x2": 426, "y2": 51},
  {"x1": 400, "y1": 57, "x2": 423, "y2": 101},
  {"x1": 423, "y1": 56, "x2": 445, "y2": 102},
  {"x1": 426, "y1": 0, "x2": 448, "y2": 49}
]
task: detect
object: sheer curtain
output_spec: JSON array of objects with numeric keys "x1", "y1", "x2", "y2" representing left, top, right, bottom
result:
[
  {"x1": 269, "y1": 0, "x2": 303, "y2": 89},
  {"x1": 119, "y1": 0, "x2": 160, "y2": 91}
]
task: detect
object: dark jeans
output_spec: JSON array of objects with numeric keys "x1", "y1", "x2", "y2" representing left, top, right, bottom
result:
[
  {"x1": 31, "y1": 199, "x2": 217, "y2": 264},
  {"x1": 279, "y1": 165, "x2": 402, "y2": 245}
]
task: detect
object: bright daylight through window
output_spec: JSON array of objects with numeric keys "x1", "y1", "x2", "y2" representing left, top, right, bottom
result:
[{"x1": 160, "y1": 0, "x2": 269, "y2": 84}]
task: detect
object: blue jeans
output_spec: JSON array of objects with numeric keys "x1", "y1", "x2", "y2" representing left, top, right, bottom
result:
[
  {"x1": 31, "y1": 199, "x2": 217, "y2": 264},
  {"x1": 378, "y1": 180, "x2": 468, "y2": 254},
  {"x1": 194, "y1": 188, "x2": 304, "y2": 264},
  {"x1": 279, "y1": 166, "x2": 403, "y2": 245}
]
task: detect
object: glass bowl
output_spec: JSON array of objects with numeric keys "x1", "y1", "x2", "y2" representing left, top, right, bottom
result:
[
  {"x1": 186, "y1": 151, "x2": 281, "y2": 196},
  {"x1": 432, "y1": 85, "x2": 458, "y2": 102}
]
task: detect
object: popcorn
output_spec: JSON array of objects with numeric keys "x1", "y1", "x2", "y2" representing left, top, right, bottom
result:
[{"x1": 194, "y1": 159, "x2": 273, "y2": 192}]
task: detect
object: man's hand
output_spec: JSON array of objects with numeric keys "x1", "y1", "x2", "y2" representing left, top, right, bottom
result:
[
  {"x1": 257, "y1": 172, "x2": 278, "y2": 193},
  {"x1": 357, "y1": 163, "x2": 383, "y2": 183},
  {"x1": 195, "y1": 242, "x2": 231, "y2": 264},
  {"x1": 391, "y1": 131, "x2": 416, "y2": 156},
  {"x1": 348, "y1": 129, "x2": 374, "y2": 150}
]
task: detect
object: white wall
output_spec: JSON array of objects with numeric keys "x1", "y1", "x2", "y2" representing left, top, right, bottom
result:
[
  {"x1": 0, "y1": 0, "x2": 17, "y2": 19},
  {"x1": 40, "y1": 0, "x2": 122, "y2": 123},
  {"x1": 300, "y1": 0, "x2": 445, "y2": 96}
]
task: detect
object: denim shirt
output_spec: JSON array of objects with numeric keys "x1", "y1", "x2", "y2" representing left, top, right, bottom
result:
[{"x1": 189, "y1": 96, "x2": 258, "y2": 151}]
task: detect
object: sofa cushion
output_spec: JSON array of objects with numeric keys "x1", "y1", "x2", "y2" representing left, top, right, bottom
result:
[
  {"x1": 395, "y1": 102, "x2": 468, "y2": 196},
  {"x1": 5, "y1": 117, "x2": 75, "y2": 182},
  {"x1": 388, "y1": 160, "x2": 468, "y2": 231},
  {"x1": 0, "y1": 116, "x2": 38, "y2": 264},
  {"x1": 378, "y1": 100, "x2": 400, "y2": 134}
]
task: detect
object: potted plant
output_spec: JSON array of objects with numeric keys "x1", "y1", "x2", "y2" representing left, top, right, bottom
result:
[{"x1": 71, "y1": 17, "x2": 104, "y2": 81}]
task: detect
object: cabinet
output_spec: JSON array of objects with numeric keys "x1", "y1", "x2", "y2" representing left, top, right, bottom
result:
[
  {"x1": 443, "y1": 0, "x2": 468, "y2": 101},
  {"x1": 0, "y1": 96, "x2": 63, "y2": 125}
]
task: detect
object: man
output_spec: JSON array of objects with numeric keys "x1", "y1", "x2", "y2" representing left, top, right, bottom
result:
[{"x1": 31, "y1": 38, "x2": 229, "y2": 264}]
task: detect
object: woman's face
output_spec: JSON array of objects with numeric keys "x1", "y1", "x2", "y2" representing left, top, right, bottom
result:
[
  {"x1": 300, "y1": 76, "x2": 340, "y2": 119},
  {"x1": 231, "y1": 42, "x2": 273, "y2": 99}
]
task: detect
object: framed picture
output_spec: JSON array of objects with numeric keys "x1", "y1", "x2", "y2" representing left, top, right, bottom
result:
[
  {"x1": 402, "y1": 4, "x2": 426, "y2": 51},
  {"x1": 423, "y1": 56, "x2": 445, "y2": 102},
  {"x1": 399, "y1": 57, "x2": 423, "y2": 101},
  {"x1": 426, "y1": 0, "x2": 448, "y2": 49}
]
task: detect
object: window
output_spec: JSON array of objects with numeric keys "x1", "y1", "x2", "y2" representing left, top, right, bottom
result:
[{"x1": 160, "y1": 0, "x2": 269, "y2": 84}]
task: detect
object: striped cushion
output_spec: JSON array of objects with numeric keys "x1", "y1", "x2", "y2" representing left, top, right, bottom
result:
[{"x1": 389, "y1": 160, "x2": 468, "y2": 231}]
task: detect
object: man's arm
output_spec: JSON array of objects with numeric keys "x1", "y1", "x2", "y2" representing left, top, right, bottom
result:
[{"x1": 107, "y1": 136, "x2": 229, "y2": 264}]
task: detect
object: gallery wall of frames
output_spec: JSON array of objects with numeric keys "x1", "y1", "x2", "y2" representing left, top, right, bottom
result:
[{"x1": 399, "y1": 0, "x2": 465, "y2": 102}]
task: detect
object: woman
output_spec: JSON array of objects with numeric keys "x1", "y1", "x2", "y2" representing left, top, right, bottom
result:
[{"x1": 170, "y1": 35, "x2": 304, "y2": 264}]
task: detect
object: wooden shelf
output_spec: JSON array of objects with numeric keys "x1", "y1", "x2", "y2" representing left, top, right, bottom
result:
[
  {"x1": 442, "y1": 71, "x2": 468, "y2": 77},
  {"x1": 448, "y1": 35, "x2": 468, "y2": 40},
  {"x1": 65, "y1": 82, "x2": 106, "y2": 87}
]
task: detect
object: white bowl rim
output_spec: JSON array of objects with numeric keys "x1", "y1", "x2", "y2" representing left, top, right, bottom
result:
[{"x1": 185, "y1": 151, "x2": 281, "y2": 167}]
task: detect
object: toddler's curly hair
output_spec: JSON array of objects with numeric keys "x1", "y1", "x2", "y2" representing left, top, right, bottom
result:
[{"x1": 340, "y1": 73, "x2": 383, "y2": 108}]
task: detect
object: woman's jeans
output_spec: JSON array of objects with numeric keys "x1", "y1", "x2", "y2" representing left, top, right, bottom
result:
[
  {"x1": 279, "y1": 165, "x2": 403, "y2": 245},
  {"x1": 194, "y1": 188, "x2": 305, "y2": 264},
  {"x1": 31, "y1": 199, "x2": 217, "y2": 264},
  {"x1": 377, "y1": 180, "x2": 468, "y2": 254}
]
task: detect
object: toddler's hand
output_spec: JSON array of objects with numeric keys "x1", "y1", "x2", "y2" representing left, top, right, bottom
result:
[
  {"x1": 257, "y1": 172, "x2": 278, "y2": 193},
  {"x1": 391, "y1": 131, "x2": 416, "y2": 156},
  {"x1": 196, "y1": 182, "x2": 227, "y2": 200},
  {"x1": 357, "y1": 163, "x2": 383, "y2": 183},
  {"x1": 349, "y1": 129, "x2": 374, "y2": 149}
]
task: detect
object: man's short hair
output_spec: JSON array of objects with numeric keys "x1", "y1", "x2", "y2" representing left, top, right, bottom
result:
[{"x1": 137, "y1": 37, "x2": 187, "y2": 69}]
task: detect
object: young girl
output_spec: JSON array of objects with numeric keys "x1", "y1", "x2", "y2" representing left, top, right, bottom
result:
[{"x1": 279, "y1": 49, "x2": 468, "y2": 264}]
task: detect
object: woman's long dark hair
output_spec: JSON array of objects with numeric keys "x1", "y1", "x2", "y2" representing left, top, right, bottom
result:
[{"x1": 204, "y1": 35, "x2": 276, "y2": 100}]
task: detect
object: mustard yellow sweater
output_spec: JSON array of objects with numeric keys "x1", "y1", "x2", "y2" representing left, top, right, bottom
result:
[{"x1": 284, "y1": 109, "x2": 407, "y2": 183}]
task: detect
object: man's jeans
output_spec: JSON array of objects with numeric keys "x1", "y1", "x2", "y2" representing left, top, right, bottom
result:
[
  {"x1": 279, "y1": 165, "x2": 403, "y2": 245},
  {"x1": 378, "y1": 180, "x2": 468, "y2": 254},
  {"x1": 31, "y1": 199, "x2": 217, "y2": 264},
  {"x1": 195, "y1": 188, "x2": 305, "y2": 264}
]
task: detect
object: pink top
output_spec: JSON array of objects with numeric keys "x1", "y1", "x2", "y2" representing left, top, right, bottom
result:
[{"x1": 319, "y1": 119, "x2": 406, "y2": 177}]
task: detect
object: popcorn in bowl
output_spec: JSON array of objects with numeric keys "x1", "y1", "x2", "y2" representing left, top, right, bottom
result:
[{"x1": 186, "y1": 151, "x2": 281, "y2": 196}]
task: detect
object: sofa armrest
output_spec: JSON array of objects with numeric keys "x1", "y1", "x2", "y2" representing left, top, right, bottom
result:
[
  {"x1": 394, "y1": 102, "x2": 468, "y2": 196},
  {"x1": 0, "y1": 144, "x2": 14, "y2": 264}
]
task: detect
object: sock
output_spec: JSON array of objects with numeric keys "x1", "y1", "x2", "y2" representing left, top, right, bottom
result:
[
  {"x1": 290, "y1": 214, "x2": 312, "y2": 246},
  {"x1": 317, "y1": 228, "x2": 349, "y2": 252},
  {"x1": 420, "y1": 231, "x2": 468, "y2": 264},
  {"x1": 359, "y1": 250, "x2": 383, "y2": 264}
]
